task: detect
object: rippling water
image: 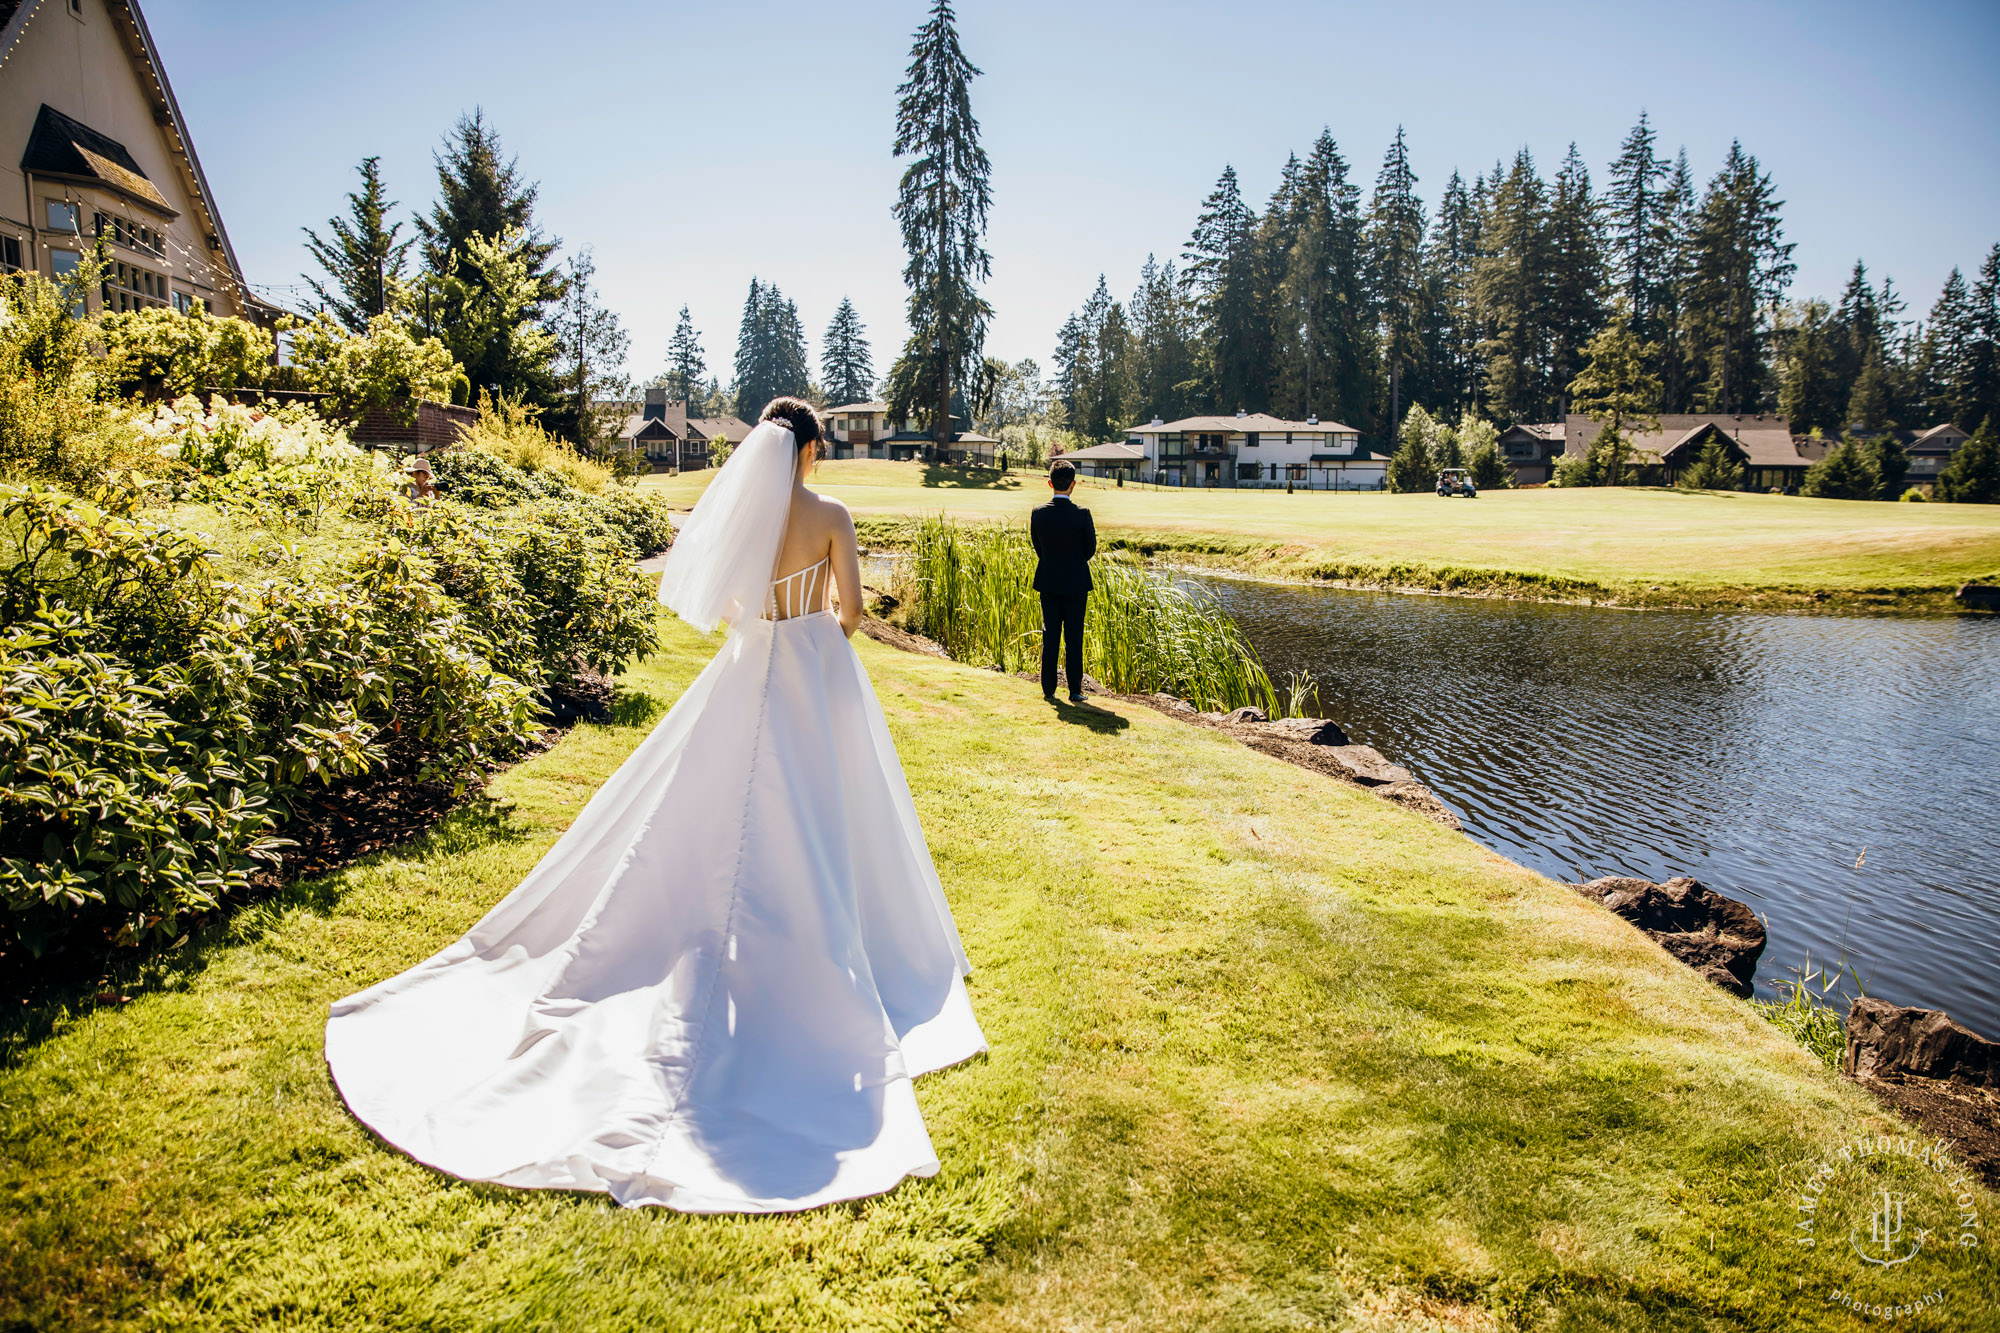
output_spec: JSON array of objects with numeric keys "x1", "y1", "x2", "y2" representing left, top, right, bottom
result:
[{"x1": 1186, "y1": 575, "x2": 2000, "y2": 1033}]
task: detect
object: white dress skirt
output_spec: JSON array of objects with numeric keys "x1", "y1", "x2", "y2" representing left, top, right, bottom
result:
[{"x1": 324, "y1": 560, "x2": 987, "y2": 1213}]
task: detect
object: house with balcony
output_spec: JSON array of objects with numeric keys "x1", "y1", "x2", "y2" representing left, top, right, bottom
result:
[
  {"x1": 1122, "y1": 411, "x2": 1385, "y2": 489},
  {"x1": 615, "y1": 387, "x2": 751, "y2": 470},
  {"x1": 826, "y1": 401, "x2": 890, "y2": 458},
  {"x1": 1903, "y1": 423, "x2": 1971, "y2": 492},
  {"x1": 1495, "y1": 422, "x2": 1566, "y2": 484},
  {"x1": 1, "y1": 0, "x2": 278, "y2": 324}
]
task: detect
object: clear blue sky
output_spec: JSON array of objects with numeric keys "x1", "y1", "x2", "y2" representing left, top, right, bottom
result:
[{"x1": 149, "y1": 0, "x2": 2000, "y2": 387}]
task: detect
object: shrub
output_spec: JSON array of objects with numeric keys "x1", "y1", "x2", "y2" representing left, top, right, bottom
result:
[
  {"x1": 1457, "y1": 412, "x2": 1512, "y2": 489},
  {"x1": 1900, "y1": 487, "x2": 1928, "y2": 502},
  {"x1": 98, "y1": 306, "x2": 273, "y2": 396},
  {"x1": 1800, "y1": 440, "x2": 1881, "y2": 499},
  {"x1": 1935, "y1": 421, "x2": 1999, "y2": 504},
  {"x1": 1386, "y1": 406, "x2": 1440, "y2": 493},
  {"x1": 1676, "y1": 438, "x2": 1746, "y2": 491},
  {"x1": 285, "y1": 312, "x2": 459, "y2": 423},
  {"x1": 0, "y1": 611, "x2": 290, "y2": 953},
  {"x1": 0, "y1": 264, "x2": 122, "y2": 485}
]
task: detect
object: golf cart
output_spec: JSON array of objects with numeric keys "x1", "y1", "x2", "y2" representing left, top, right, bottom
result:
[{"x1": 1436, "y1": 467, "x2": 1477, "y2": 498}]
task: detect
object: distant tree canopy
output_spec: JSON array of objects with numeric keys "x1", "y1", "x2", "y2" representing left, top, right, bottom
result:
[
  {"x1": 1047, "y1": 114, "x2": 1998, "y2": 456},
  {"x1": 820, "y1": 298, "x2": 875, "y2": 407},
  {"x1": 732, "y1": 278, "x2": 810, "y2": 420}
]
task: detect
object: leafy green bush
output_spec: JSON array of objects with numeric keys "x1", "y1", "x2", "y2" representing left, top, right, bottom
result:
[
  {"x1": 1677, "y1": 438, "x2": 1746, "y2": 491},
  {"x1": 1800, "y1": 441, "x2": 1881, "y2": 499},
  {"x1": 285, "y1": 312, "x2": 458, "y2": 423},
  {"x1": 98, "y1": 307, "x2": 273, "y2": 396},
  {"x1": 1936, "y1": 421, "x2": 1999, "y2": 503},
  {"x1": 1, "y1": 611, "x2": 290, "y2": 952},
  {"x1": 0, "y1": 264, "x2": 124, "y2": 486}
]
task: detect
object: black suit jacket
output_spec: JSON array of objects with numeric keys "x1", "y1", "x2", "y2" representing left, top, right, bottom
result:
[{"x1": 1030, "y1": 495, "x2": 1096, "y2": 594}]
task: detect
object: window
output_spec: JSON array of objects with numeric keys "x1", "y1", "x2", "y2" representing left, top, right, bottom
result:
[
  {"x1": 68, "y1": 0, "x2": 83, "y2": 17},
  {"x1": 45, "y1": 201, "x2": 79, "y2": 232},
  {"x1": 0, "y1": 236, "x2": 20, "y2": 271},
  {"x1": 1244, "y1": 431, "x2": 1259, "y2": 448},
  {"x1": 51, "y1": 250, "x2": 81, "y2": 277},
  {"x1": 171, "y1": 290, "x2": 198, "y2": 314},
  {"x1": 1237, "y1": 462, "x2": 1260, "y2": 481}
]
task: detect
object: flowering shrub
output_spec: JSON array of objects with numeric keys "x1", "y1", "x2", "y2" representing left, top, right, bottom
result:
[
  {"x1": 133, "y1": 395, "x2": 400, "y2": 530},
  {"x1": 98, "y1": 306, "x2": 273, "y2": 396}
]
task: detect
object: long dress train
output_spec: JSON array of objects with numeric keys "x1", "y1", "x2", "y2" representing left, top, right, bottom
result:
[{"x1": 324, "y1": 557, "x2": 987, "y2": 1213}]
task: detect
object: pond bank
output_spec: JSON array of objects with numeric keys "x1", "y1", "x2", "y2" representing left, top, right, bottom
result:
[{"x1": 6, "y1": 610, "x2": 1991, "y2": 1329}]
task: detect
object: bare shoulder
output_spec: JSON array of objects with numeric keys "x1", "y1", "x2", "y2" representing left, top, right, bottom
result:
[{"x1": 812, "y1": 491, "x2": 854, "y2": 529}]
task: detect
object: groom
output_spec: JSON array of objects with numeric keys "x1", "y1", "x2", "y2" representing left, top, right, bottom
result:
[{"x1": 1030, "y1": 459, "x2": 1096, "y2": 704}]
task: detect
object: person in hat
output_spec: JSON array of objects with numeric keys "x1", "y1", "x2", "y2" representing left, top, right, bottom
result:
[{"x1": 405, "y1": 456, "x2": 437, "y2": 506}]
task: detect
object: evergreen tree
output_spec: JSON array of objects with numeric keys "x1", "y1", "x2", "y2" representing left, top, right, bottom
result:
[
  {"x1": 1967, "y1": 246, "x2": 2000, "y2": 431},
  {"x1": 302, "y1": 156, "x2": 412, "y2": 332},
  {"x1": 1681, "y1": 142, "x2": 1794, "y2": 413},
  {"x1": 548, "y1": 247, "x2": 631, "y2": 449},
  {"x1": 886, "y1": 0, "x2": 993, "y2": 444},
  {"x1": 1935, "y1": 419, "x2": 1999, "y2": 502},
  {"x1": 1053, "y1": 276, "x2": 1134, "y2": 443},
  {"x1": 1129, "y1": 255, "x2": 1197, "y2": 423},
  {"x1": 1475, "y1": 148, "x2": 1555, "y2": 421},
  {"x1": 1564, "y1": 306, "x2": 1661, "y2": 485},
  {"x1": 1677, "y1": 437, "x2": 1745, "y2": 491},
  {"x1": 1424, "y1": 170, "x2": 1483, "y2": 417},
  {"x1": 1546, "y1": 144, "x2": 1608, "y2": 415},
  {"x1": 1606, "y1": 112, "x2": 1669, "y2": 349},
  {"x1": 820, "y1": 297, "x2": 875, "y2": 406},
  {"x1": 1367, "y1": 128, "x2": 1427, "y2": 430},
  {"x1": 412, "y1": 111, "x2": 564, "y2": 403},
  {"x1": 1386, "y1": 404, "x2": 1440, "y2": 492},
  {"x1": 733, "y1": 279, "x2": 810, "y2": 418},
  {"x1": 661, "y1": 306, "x2": 707, "y2": 404},
  {"x1": 1777, "y1": 300, "x2": 1842, "y2": 435},
  {"x1": 1862, "y1": 434, "x2": 1910, "y2": 498},
  {"x1": 1275, "y1": 131, "x2": 1373, "y2": 428},
  {"x1": 1654, "y1": 149, "x2": 1698, "y2": 410},
  {"x1": 1848, "y1": 344, "x2": 1896, "y2": 432},
  {"x1": 1831, "y1": 259, "x2": 1881, "y2": 408},
  {"x1": 1183, "y1": 165, "x2": 1266, "y2": 412},
  {"x1": 1800, "y1": 440, "x2": 1881, "y2": 499}
]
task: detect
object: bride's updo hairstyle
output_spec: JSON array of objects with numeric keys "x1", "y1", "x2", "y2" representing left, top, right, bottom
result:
[{"x1": 760, "y1": 397, "x2": 824, "y2": 458}]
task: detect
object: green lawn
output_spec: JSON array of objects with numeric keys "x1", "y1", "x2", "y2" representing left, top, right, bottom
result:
[
  {"x1": 643, "y1": 461, "x2": 2000, "y2": 610},
  {"x1": 4, "y1": 614, "x2": 1992, "y2": 1330}
]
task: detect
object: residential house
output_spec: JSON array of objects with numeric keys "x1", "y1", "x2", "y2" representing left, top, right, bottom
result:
[
  {"x1": 826, "y1": 401, "x2": 890, "y2": 458},
  {"x1": 1123, "y1": 411, "x2": 1386, "y2": 489},
  {"x1": 1563, "y1": 413, "x2": 1810, "y2": 491},
  {"x1": 1055, "y1": 441, "x2": 1145, "y2": 480},
  {"x1": 613, "y1": 388, "x2": 752, "y2": 470},
  {"x1": 1904, "y1": 423, "x2": 1971, "y2": 493},
  {"x1": 1495, "y1": 422, "x2": 1565, "y2": 484},
  {"x1": 1, "y1": 0, "x2": 278, "y2": 324}
]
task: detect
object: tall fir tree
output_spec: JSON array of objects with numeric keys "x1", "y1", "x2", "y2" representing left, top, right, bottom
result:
[
  {"x1": 1054, "y1": 276, "x2": 1134, "y2": 443},
  {"x1": 820, "y1": 298, "x2": 876, "y2": 406},
  {"x1": 661, "y1": 306, "x2": 708, "y2": 405},
  {"x1": 1275, "y1": 131, "x2": 1373, "y2": 428},
  {"x1": 732, "y1": 279, "x2": 811, "y2": 418},
  {"x1": 412, "y1": 110, "x2": 564, "y2": 404},
  {"x1": 548, "y1": 247, "x2": 632, "y2": 449},
  {"x1": 1367, "y1": 127, "x2": 1427, "y2": 432},
  {"x1": 1654, "y1": 149, "x2": 1698, "y2": 410},
  {"x1": 1605, "y1": 113, "x2": 1669, "y2": 349},
  {"x1": 1966, "y1": 244, "x2": 2000, "y2": 431},
  {"x1": 1829, "y1": 259, "x2": 1880, "y2": 424},
  {"x1": 1424, "y1": 170, "x2": 1483, "y2": 418},
  {"x1": 1183, "y1": 164, "x2": 1266, "y2": 413},
  {"x1": 1777, "y1": 299, "x2": 1842, "y2": 435},
  {"x1": 1681, "y1": 142, "x2": 1794, "y2": 413},
  {"x1": 1545, "y1": 144, "x2": 1608, "y2": 415},
  {"x1": 1129, "y1": 255, "x2": 1198, "y2": 424},
  {"x1": 302, "y1": 156, "x2": 412, "y2": 332},
  {"x1": 886, "y1": 0, "x2": 992, "y2": 444},
  {"x1": 1475, "y1": 148, "x2": 1555, "y2": 422}
]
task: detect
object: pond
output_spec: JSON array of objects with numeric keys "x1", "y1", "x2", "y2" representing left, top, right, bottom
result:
[{"x1": 1184, "y1": 574, "x2": 2000, "y2": 1034}]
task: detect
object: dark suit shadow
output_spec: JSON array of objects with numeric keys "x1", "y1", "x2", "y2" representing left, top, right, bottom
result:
[{"x1": 1052, "y1": 698, "x2": 1130, "y2": 733}]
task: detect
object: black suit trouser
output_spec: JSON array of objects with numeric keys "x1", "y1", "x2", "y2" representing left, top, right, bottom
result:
[{"x1": 1040, "y1": 591, "x2": 1087, "y2": 698}]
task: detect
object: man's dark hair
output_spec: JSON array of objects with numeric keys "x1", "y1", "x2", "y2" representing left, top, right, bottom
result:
[
  {"x1": 760, "y1": 396, "x2": 823, "y2": 448},
  {"x1": 1049, "y1": 459, "x2": 1077, "y2": 492}
]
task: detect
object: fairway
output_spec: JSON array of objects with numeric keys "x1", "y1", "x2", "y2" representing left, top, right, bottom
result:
[
  {"x1": 643, "y1": 461, "x2": 2000, "y2": 606},
  {"x1": 8, "y1": 612, "x2": 1992, "y2": 1329}
]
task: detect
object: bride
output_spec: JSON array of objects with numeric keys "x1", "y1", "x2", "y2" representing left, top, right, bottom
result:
[{"x1": 324, "y1": 398, "x2": 987, "y2": 1214}]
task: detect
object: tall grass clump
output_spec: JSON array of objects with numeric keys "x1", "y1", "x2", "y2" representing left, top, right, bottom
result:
[
  {"x1": 1752, "y1": 955, "x2": 1854, "y2": 1069},
  {"x1": 903, "y1": 514, "x2": 1294, "y2": 714}
]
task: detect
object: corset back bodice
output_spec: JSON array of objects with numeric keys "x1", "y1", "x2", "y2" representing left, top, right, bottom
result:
[{"x1": 766, "y1": 557, "x2": 830, "y2": 621}]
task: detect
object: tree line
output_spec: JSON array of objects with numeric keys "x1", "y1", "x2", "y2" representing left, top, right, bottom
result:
[{"x1": 1049, "y1": 113, "x2": 2000, "y2": 447}]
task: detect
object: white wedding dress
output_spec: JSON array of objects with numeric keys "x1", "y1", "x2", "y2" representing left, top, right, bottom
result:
[{"x1": 324, "y1": 423, "x2": 987, "y2": 1213}]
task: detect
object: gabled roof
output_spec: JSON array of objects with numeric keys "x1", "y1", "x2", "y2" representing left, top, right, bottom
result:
[
  {"x1": 828, "y1": 400, "x2": 888, "y2": 414},
  {"x1": 4, "y1": 0, "x2": 263, "y2": 315},
  {"x1": 1058, "y1": 442, "x2": 1145, "y2": 461},
  {"x1": 1498, "y1": 422, "x2": 1564, "y2": 442},
  {"x1": 619, "y1": 413, "x2": 682, "y2": 442},
  {"x1": 1908, "y1": 423, "x2": 1968, "y2": 451},
  {"x1": 22, "y1": 104, "x2": 174, "y2": 213},
  {"x1": 1130, "y1": 413, "x2": 1362, "y2": 435},
  {"x1": 1565, "y1": 414, "x2": 1806, "y2": 469},
  {"x1": 689, "y1": 416, "x2": 753, "y2": 443}
]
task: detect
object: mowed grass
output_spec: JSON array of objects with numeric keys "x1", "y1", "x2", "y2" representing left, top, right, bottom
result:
[
  {"x1": 644, "y1": 461, "x2": 2000, "y2": 607},
  {"x1": 4, "y1": 613, "x2": 1995, "y2": 1330}
]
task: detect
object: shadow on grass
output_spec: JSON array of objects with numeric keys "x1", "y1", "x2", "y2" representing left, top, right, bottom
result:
[
  {"x1": 0, "y1": 792, "x2": 535, "y2": 1073},
  {"x1": 919, "y1": 464, "x2": 1025, "y2": 491},
  {"x1": 609, "y1": 686, "x2": 669, "y2": 729},
  {"x1": 1051, "y1": 699, "x2": 1132, "y2": 734}
]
